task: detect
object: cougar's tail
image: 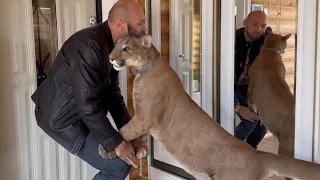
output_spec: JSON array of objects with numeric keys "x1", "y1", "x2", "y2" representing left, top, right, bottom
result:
[{"x1": 260, "y1": 152, "x2": 320, "y2": 179}]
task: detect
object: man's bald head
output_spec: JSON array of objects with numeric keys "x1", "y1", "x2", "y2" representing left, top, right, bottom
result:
[
  {"x1": 243, "y1": 10, "x2": 268, "y2": 41},
  {"x1": 108, "y1": 0, "x2": 142, "y2": 22},
  {"x1": 107, "y1": 3, "x2": 129, "y2": 23},
  {"x1": 246, "y1": 10, "x2": 267, "y2": 22},
  {"x1": 107, "y1": 0, "x2": 146, "y2": 42}
]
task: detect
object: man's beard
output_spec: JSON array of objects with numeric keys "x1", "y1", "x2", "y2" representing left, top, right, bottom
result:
[
  {"x1": 125, "y1": 24, "x2": 144, "y2": 37},
  {"x1": 245, "y1": 29, "x2": 260, "y2": 41}
]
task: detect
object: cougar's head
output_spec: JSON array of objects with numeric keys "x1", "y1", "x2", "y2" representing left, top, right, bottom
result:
[
  {"x1": 262, "y1": 26, "x2": 291, "y2": 54},
  {"x1": 109, "y1": 34, "x2": 155, "y2": 71}
]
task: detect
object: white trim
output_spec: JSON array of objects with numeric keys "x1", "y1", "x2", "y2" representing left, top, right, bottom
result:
[
  {"x1": 102, "y1": 0, "x2": 128, "y2": 106},
  {"x1": 169, "y1": 0, "x2": 179, "y2": 71},
  {"x1": 235, "y1": 0, "x2": 251, "y2": 29},
  {"x1": 294, "y1": 0, "x2": 317, "y2": 162},
  {"x1": 220, "y1": 0, "x2": 235, "y2": 134},
  {"x1": 151, "y1": 0, "x2": 161, "y2": 51},
  {"x1": 149, "y1": 0, "x2": 161, "y2": 177},
  {"x1": 313, "y1": 0, "x2": 320, "y2": 164},
  {"x1": 150, "y1": 167, "x2": 185, "y2": 180},
  {"x1": 200, "y1": 0, "x2": 213, "y2": 117}
]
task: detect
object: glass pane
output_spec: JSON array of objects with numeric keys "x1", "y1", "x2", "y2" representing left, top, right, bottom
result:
[
  {"x1": 234, "y1": 0, "x2": 297, "y2": 159},
  {"x1": 32, "y1": 0, "x2": 58, "y2": 86}
]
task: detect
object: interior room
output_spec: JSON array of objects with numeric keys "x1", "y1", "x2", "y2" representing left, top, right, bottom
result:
[{"x1": 0, "y1": 0, "x2": 319, "y2": 180}]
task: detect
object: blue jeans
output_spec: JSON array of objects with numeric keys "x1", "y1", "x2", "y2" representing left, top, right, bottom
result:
[
  {"x1": 234, "y1": 85, "x2": 267, "y2": 149},
  {"x1": 235, "y1": 112, "x2": 267, "y2": 149},
  {"x1": 76, "y1": 132, "x2": 131, "y2": 180}
]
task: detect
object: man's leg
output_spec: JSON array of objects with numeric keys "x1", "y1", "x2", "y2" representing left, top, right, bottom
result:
[
  {"x1": 245, "y1": 123, "x2": 267, "y2": 149},
  {"x1": 234, "y1": 119, "x2": 257, "y2": 141},
  {"x1": 76, "y1": 132, "x2": 131, "y2": 180}
]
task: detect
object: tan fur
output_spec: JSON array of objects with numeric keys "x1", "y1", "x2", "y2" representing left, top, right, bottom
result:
[
  {"x1": 247, "y1": 29, "x2": 295, "y2": 161},
  {"x1": 100, "y1": 35, "x2": 320, "y2": 180}
]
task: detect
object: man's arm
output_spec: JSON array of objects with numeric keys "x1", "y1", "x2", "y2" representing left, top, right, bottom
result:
[
  {"x1": 108, "y1": 80, "x2": 131, "y2": 129},
  {"x1": 71, "y1": 40, "x2": 123, "y2": 152}
]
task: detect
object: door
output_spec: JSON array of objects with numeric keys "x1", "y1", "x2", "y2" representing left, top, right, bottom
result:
[
  {"x1": 175, "y1": 0, "x2": 202, "y2": 107},
  {"x1": 31, "y1": 0, "x2": 98, "y2": 179}
]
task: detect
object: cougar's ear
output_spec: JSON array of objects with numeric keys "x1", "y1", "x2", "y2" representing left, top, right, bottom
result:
[
  {"x1": 265, "y1": 26, "x2": 273, "y2": 36},
  {"x1": 282, "y1": 34, "x2": 291, "y2": 42},
  {"x1": 140, "y1": 34, "x2": 152, "y2": 48}
]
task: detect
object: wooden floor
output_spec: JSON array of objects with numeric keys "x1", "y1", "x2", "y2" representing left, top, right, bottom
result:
[{"x1": 257, "y1": 132, "x2": 286, "y2": 180}]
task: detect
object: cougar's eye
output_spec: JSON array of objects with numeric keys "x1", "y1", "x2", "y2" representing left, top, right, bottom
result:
[{"x1": 123, "y1": 46, "x2": 131, "y2": 52}]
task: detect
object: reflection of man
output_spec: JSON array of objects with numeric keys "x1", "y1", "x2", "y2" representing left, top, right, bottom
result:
[
  {"x1": 31, "y1": 0, "x2": 146, "y2": 179},
  {"x1": 234, "y1": 10, "x2": 268, "y2": 149}
]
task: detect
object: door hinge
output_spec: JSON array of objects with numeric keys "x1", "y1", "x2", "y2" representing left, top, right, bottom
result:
[{"x1": 89, "y1": 16, "x2": 97, "y2": 26}]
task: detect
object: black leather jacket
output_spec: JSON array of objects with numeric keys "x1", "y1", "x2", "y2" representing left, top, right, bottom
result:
[
  {"x1": 31, "y1": 21, "x2": 131, "y2": 154},
  {"x1": 234, "y1": 27, "x2": 265, "y2": 106}
]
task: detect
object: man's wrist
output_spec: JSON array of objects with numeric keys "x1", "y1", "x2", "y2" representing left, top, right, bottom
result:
[{"x1": 235, "y1": 104, "x2": 241, "y2": 112}]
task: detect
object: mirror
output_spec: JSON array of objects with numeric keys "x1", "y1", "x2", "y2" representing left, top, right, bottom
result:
[
  {"x1": 233, "y1": 0, "x2": 297, "y2": 167},
  {"x1": 32, "y1": 0, "x2": 58, "y2": 86}
]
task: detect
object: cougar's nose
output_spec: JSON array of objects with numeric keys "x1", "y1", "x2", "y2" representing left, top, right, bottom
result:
[{"x1": 109, "y1": 54, "x2": 114, "y2": 61}]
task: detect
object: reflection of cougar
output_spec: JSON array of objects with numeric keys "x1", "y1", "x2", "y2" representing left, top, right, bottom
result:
[
  {"x1": 101, "y1": 34, "x2": 320, "y2": 180},
  {"x1": 247, "y1": 27, "x2": 294, "y2": 162}
]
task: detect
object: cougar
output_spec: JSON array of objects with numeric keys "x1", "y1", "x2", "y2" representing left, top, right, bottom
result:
[
  {"x1": 99, "y1": 34, "x2": 320, "y2": 180},
  {"x1": 247, "y1": 27, "x2": 295, "y2": 161}
]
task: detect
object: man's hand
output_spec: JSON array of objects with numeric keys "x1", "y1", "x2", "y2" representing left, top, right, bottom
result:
[
  {"x1": 115, "y1": 140, "x2": 138, "y2": 168},
  {"x1": 238, "y1": 106, "x2": 260, "y2": 122}
]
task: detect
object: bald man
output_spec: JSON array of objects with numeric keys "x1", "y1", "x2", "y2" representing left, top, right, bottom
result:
[
  {"x1": 31, "y1": 0, "x2": 146, "y2": 179},
  {"x1": 234, "y1": 10, "x2": 269, "y2": 149}
]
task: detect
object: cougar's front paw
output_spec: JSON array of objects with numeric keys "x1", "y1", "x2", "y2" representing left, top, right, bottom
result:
[
  {"x1": 132, "y1": 137, "x2": 148, "y2": 158},
  {"x1": 98, "y1": 143, "x2": 117, "y2": 159}
]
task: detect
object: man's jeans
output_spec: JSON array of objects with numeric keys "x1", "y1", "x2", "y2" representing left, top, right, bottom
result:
[
  {"x1": 234, "y1": 85, "x2": 267, "y2": 149},
  {"x1": 76, "y1": 132, "x2": 131, "y2": 180},
  {"x1": 235, "y1": 112, "x2": 267, "y2": 149}
]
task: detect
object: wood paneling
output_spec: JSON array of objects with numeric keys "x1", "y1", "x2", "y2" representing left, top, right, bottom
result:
[
  {"x1": 251, "y1": 0, "x2": 297, "y2": 7},
  {"x1": 193, "y1": 3, "x2": 201, "y2": 78},
  {"x1": 267, "y1": 6, "x2": 297, "y2": 21},
  {"x1": 267, "y1": 21, "x2": 297, "y2": 34},
  {"x1": 252, "y1": 0, "x2": 297, "y2": 92},
  {"x1": 161, "y1": 37, "x2": 169, "y2": 57},
  {"x1": 282, "y1": 48, "x2": 295, "y2": 62},
  {"x1": 161, "y1": 0, "x2": 169, "y2": 16},
  {"x1": 161, "y1": 0, "x2": 170, "y2": 59}
]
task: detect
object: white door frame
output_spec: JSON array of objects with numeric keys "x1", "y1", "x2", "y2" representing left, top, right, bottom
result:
[
  {"x1": 221, "y1": 0, "x2": 318, "y2": 163},
  {"x1": 220, "y1": 0, "x2": 236, "y2": 134},
  {"x1": 235, "y1": 0, "x2": 251, "y2": 29},
  {"x1": 314, "y1": 0, "x2": 320, "y2": 164},
  {"x1": 294, "y1": 0, "x2": 317, "y2": 162}
]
